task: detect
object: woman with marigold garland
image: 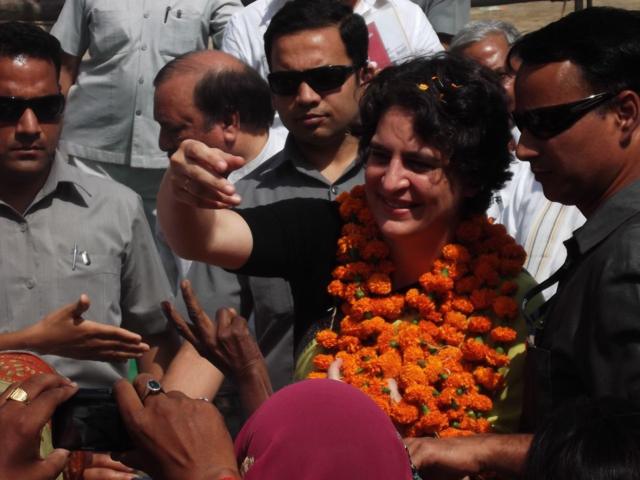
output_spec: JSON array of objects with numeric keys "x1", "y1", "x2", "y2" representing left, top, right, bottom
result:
[{"x1": 158, "y1": 53, "x2": 540, "y2": 479}]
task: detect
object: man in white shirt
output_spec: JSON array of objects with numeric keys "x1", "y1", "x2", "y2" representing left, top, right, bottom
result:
[{"x1": 222, "y1": 0, "x2": 443, "y2": 136}]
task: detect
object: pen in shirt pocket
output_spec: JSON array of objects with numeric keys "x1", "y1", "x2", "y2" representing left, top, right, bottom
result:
[
  {"x1": 164, "y1": 6, "x2": 171, "y2": 23},
  {"x1": 71, "y1": 243, "x2": 91, "y2": 270}
]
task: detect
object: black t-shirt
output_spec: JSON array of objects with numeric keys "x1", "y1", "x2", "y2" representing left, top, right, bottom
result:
[{"x1": 233, "y1": 198, "x2": 342, "y2": 347}]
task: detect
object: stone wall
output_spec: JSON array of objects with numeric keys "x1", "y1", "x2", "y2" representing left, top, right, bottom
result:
[{"x1": 0, "y1": 0, "x2": 64, "y2": 24}]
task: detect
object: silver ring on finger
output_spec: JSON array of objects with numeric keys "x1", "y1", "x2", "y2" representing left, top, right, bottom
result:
[{"x1": 140, "y1": 379, "x2": 165, "y2": 402}]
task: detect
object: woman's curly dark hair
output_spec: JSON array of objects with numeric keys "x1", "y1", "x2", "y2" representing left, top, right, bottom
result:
[{"x1": 358, "y1": 53, "x2": 513, "y2": 216}]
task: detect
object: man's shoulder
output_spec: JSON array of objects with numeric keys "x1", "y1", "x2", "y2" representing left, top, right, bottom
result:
[{"x1": 67, "y1": 165, "x2": 144, "y2": 211}]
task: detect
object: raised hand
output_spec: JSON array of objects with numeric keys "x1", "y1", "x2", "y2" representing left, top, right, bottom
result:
[
  {"x1": 23, "y1": 294, "x2": 149, "y2": 362},
  {"x1": 163, "y1": 280, "x2": 264, "y2": 379},
  {"x1": 166, "y1": 139, "x2": 246, "y2": 209}
]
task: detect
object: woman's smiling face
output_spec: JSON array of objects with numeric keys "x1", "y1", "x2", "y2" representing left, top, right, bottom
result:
[{"x1": 364, "y1": 106, "x2": 465, "y2": 242}]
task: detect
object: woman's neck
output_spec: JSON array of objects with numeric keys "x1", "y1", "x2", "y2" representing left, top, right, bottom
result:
[{"x1": 388, "y1": 221, "x2": 457, "y2": 289}]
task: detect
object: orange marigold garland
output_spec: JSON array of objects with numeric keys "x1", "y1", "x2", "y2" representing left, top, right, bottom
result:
[{"x1": 310, "y1": 185, "x2": 525, "y2": 437}]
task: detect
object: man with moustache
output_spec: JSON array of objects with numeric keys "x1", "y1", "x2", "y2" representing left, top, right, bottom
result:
[{"x1": 406, "y1": 7, "x2": 640, "y2": 478}]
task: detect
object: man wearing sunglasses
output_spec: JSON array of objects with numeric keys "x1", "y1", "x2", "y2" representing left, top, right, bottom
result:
[
  {"x1": 0, "y1": 22, "x2": 179, "y2": 406},
  {"x1": 405, "y1": 7, "x2": 640, "y2": 479},
  {"x1": 158, "y1": 0, "x2": 372, "y2": 435},
  {"x1": 451, "y1": 21, "x2": 585, "y2": 298}
]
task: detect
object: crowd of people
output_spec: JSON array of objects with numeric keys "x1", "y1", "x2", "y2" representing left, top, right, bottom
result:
[{"x1": 0, "y1": 1, "x2": 639, "y2": 479}]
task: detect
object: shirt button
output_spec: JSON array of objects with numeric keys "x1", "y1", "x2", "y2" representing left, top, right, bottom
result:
[
  {"x1": 141, "y1": 44, "x2": 147, "y2": 51},
  {"x1": 138, "y1": 77, "x2": 144, "y2": 84},
  {"x1": 19, "y1": 223, "x2": 27, "y2": 232},
  {"x1": 25, "y1": 279, "x2": 35, "y2": 289},
  {"x1": 331, "y1": 186, "x2": 338, "y2": 195},
  {"x1": 135, "y1": 109, "x2": 142, "y2": 116},
  {"x1": 143, "y1": 12, "x2": 149, "y2": 18}
]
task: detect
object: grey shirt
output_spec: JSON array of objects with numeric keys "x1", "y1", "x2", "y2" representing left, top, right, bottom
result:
[
  {"x1": 527, "y1": 179, "x2": 640, "y2": 426},
  {"x1": 0, "y1": 155, "x2": 172, "y2": 386},
  {"x1": 187, "y1": 136, "x2": 365, "y2": 392}
]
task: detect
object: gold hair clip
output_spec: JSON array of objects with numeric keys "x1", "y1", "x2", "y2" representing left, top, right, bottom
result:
[{"x1": 417, "y1": 83, "x2": 429, "y2": 91}]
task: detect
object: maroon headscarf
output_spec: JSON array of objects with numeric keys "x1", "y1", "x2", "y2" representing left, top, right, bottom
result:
[{"x1": 235, "y1": 379, "x2": 413, "y2": 479}]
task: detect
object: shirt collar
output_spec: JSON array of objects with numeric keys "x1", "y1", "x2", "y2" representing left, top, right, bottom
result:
[
  {"x1": 32, "y1": 152, "x2": 93, "y2": 208},
  {"x1": 571, "y1": 179, "x2": 640, "y2": 255},
  {"x1": 259, "y1": 134, "x2": 363, "y2": 183}
]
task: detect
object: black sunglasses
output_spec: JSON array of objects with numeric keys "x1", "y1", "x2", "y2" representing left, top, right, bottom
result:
[
  {"x1": 0, "y1": 94, "x2": 65, "y2": 124},
  {"x1": 267, "y1": 65, "x2": 356, "y2": 96},
  {"x1": 513, "y1": 91, "x2": 616, "y2": 140}
]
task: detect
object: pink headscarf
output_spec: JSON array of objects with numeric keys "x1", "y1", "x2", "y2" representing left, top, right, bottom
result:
[{"x1": 235, "y1": 379, "x2": 413, "y2": 480}]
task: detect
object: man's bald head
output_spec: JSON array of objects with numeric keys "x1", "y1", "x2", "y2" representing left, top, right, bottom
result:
[
  {"x1": 154, "y1": 50, "x2": 274, "y2": 137},
  {"x1": 154, "y1": 50, "x2": 246, "y2": 87}
]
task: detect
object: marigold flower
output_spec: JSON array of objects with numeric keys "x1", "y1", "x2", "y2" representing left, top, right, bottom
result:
[
  {"x1": 473, "y1": 366, "x2": 503, "y2": 391},
  {"x1": 327, "y1": 279, "x2": 345, "y2": 298},
  {"x1": 398, "y1": 364, "x2": 427, "y2": 389},
  {"x1": 461, "y1": 338, "x2": 488, "y2": 362},
  {"x1": 377, "y1": 349, "x2": 403, "y2": 378},
  {"x1": 499, "y1": 280, "x2": 518, "y2": 295},
  {"x1": 360, "y1": 239, "x2": 389, "y2": 261},
  {"x1": 492, "y1": 296, "x2": 518, "y2": 319},
  {"x1": 440, "y1": 325, "x2": 465, "y2": 346},
  {"x1": 444, "y1": 311, "x2": 467, "y2": 330},
  {"x1": 443, "y1": 372, "x2": 476, "y2": 391},
  {"x1": 470, "y1": 288, "x2": 497, "y2": 310},
  {"x1": 420, "y1": 272, "x2": 454, "y2": 294},
  {"x1": 403, "y1": 384, "x2": 436, "y2": 406},
  {"x1": 336, "y1": 335, "x2": 360, "y2": 353},
  {"x1": 442, "y1": 243, "x2": 471, "y2": 263},
  {"x1": 350, "y1": 297, "x2": 373, "y2": 320},
  {"x1": 391, "y1": 401, "x2": 420, "y2": 425},
  {"x1": 467, "y1": 316, "x2": 492, "y2": 334},
  {"x1": 398, "y1": 323, "x2": 421, "y2": 350},
  {"x1": 413, "y1": 410, "x2": 449, "y2": 435},
  {"x1": 500, "y1": 259, "x2": 524, "y2": 277},
  {"x1": 316, "y1": 329, "x2": 339, "y2": 349},
  {"x1": 473, "y1": 261, "x2": 500, "y2": 286},
  {"x1": 312, "y1": 354, "x2": 335, "y2": 371},
  {"x1": 452, "y1": 297, "x2": 474, "y2": 314},
  {"x1": 403, "y1": 345, "x2": 425, "y2": 363},
  {"x1": 455, "y1": 275, "x2": 481, "y2": 293},
  {"x1": 466, "y1": 392, "x2": 493, "y2": 412},
  {"x1": 484, "y1": 348, "x2": 510, "y2": 367},
  {"x1": 367, "y1": 272, "x2": 392, "y2": 295},
  {"x1": 490, "y1": 326, "x2": 517, "y2": 343}
]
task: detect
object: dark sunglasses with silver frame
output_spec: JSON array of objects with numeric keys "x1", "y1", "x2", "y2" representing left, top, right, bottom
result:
[
  {"x1": 513, "y1": 91, "x2": 617, "y2": 140},
  {"x1": 0, "y1": 94, "x2": 65, "y2": 124},
  {"x1": 267, "y1": 64, "x2": 357, "y2": 96}
]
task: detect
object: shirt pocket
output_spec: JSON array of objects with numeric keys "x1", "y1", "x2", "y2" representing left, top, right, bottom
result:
[
  {"x1": 56, "y1": 254, "x2": 121, "y2": 326},
  {"x1": 87, "y1": 8, "x2": 132, "y2": 59},
  {"x1": 158, "y1": 8, "x2": 205, "y2": 57}
]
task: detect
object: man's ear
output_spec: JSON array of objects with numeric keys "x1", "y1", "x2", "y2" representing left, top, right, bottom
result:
[
  {"x1": 358, "y1": 61, "x2": 377, "y2": 86},
  {"x1": 222, "y1": 112, "x2": 240, "y2": 143},
  {"x1": 615, "y1": 89, "x2": 640, "y2": 147}
]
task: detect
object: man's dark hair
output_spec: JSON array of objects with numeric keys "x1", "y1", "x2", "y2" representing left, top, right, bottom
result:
[
  {"x1": 194, "y1": 66, "x2": 274, "y2": 132},
  {"x1": 358, "y1": 53, "x2": 513, "y2": 216},
  {"x1": 264, "y1": 0, "x2": 368, "y2": 71},
  {"x1": 510, "y1": 7, "x2": 640, "y2": 94},
  {"x1": 0, "y1": 21, "x2": 62, "y2": 78},
  {"x1": 524, "y1": 397, "x2": 640, "y2": 480}
]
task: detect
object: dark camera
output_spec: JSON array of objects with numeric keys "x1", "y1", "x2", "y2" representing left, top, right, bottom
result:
[{"x1": 52, "y1": 388, "x2": 132, "y2": 452}]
